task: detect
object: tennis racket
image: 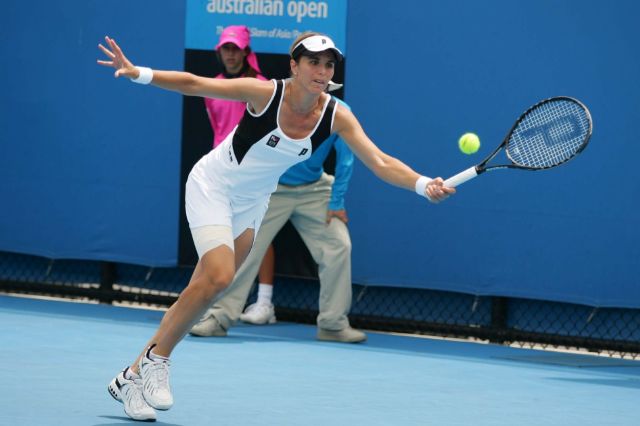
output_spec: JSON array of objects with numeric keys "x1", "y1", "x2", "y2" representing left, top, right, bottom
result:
[{"x1": 444, "y1": 96, "x2": 592, "y2": 187}]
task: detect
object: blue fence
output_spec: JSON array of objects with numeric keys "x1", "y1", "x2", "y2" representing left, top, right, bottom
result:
[{"x1": 1, "y1": 1, "x2": 638, "y2": 309}]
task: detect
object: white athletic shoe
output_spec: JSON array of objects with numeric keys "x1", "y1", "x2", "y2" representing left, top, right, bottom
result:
[
  {"x1": 108, "y1": 368, "x2": 157, "y2": 422},
  {"x1": 139, "y1": 347, "x2": 174, "y2": 410},
  {"x1": 317, "y1": 326, "x2": 367, "y2": 343},
  {"x1": 240, "y1": 302, "x2": 277, "y2": 325},
  {"x1": 189, "y1": 313, "x2": 228, "y2": 337}
]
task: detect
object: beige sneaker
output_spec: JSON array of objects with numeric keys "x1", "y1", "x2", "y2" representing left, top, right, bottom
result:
[
  {"x1": 189, "y1": 313, "x2": 228, "y2": 337},
  {"x1": 240, "y1": 302, "x2": 277, "y2": 325},
  {"x1": 317, "y1": 326, "x2": 367, "y2": 343}
]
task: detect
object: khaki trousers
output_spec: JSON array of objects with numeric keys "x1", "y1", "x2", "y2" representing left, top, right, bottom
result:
[{"x1": 210, "y1": 173, "x2": 353, "y2": 331}]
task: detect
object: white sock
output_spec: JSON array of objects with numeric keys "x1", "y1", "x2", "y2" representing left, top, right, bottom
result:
[
  {"x1": 124, "y1": 367, "x2": 140, "y2": 380},
  {"x1": 257, "y1": 283, "x2": 273, "y2": 305},
  {"x1": 149, "y1": 348, "x2": 170, "y2": 362}
]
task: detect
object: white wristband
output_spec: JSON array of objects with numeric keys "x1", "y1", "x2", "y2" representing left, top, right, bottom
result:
[
  {"x1": 415, "y1": 176, "x2": 432, "y2": 198},
  {"x1": 131, "y1": 66, "x2": 153, "y2": 84}
]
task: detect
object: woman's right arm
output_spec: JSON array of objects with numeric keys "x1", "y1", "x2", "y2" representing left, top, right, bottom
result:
[
  {"x1": 333, "y1": 104, "x2": 455, "y2": 203},
  {"x1": 97, "y1": 36, "x2": 272, "y2": 108}
]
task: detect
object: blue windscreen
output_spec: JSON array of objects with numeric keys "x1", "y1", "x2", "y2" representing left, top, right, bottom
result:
[
  {"x1": 0, "y1": 1, "x2": 185, "y2": 266},
  {"x1": 1, "y1": 0, "x2": 638, "y2": 308},
  {"x1": 345, "y1": 0, "x2": 640, "y2": 307}
]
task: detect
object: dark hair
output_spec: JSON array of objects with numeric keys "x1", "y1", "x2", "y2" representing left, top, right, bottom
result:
[
  {"x1": 243, "y1": 47, "x2": 258, "y2": 77},
  {"x1": 215, "y1": 46, "x2": 259, "y2": 77}
]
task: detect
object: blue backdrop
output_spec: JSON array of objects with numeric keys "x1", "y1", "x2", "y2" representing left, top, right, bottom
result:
[
  {"x1": 1, "y1": 1, "x2": 638, "y2": 308},
  {"x1": 345, "y1": 0, "x2": 640, "y2": 308},
  {"x1": 0, "y1": 1, "x2": 185, "y2": 265}
]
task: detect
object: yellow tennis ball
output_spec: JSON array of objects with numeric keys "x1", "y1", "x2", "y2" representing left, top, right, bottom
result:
[{"x1": 458, "y1": 132, "x2": 480, "y2": 154}]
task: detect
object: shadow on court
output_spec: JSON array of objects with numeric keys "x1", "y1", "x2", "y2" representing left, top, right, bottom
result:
[
  {"x1": 549, "y1": 377, "x2": 640, "y2": 390},
  {"x1": 95, "y1": 415, "x2": 184, "y2": 426}
]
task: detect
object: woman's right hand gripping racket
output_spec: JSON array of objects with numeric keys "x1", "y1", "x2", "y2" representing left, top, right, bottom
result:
[{"x1": 444, "y1": 96, "x2": 593, "y2": 188}]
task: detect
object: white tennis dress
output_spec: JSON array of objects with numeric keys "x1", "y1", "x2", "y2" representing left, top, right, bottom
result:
[{"x1": 186, "y1": 79, "x2": 338, "y2": 237}]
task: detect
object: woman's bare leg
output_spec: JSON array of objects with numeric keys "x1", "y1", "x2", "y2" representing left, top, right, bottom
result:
[{"x1": 129, "y1": 228, "x2": 255, "y2": 370}]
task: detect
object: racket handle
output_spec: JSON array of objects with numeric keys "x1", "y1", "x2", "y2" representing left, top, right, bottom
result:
[{"x1": 444, "y1": 166, "x2": 478, "y2": 188}]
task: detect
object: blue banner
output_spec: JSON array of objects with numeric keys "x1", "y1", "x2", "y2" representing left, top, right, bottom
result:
[{"x1": 186, "y1": 0, "x2": 347, "y2": 54}]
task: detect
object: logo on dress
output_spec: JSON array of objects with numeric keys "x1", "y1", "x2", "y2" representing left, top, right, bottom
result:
[
  {"x1": 267, "y1": 135, "x2": 280, "y2": 147},
  {"x1": 298, "y1": 148, "x2": 309, "y2": 156}
]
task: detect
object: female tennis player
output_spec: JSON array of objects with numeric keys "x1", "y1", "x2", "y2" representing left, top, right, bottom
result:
[{"x1": 98, "y1": 32, "x2": 455, "y2": 421}]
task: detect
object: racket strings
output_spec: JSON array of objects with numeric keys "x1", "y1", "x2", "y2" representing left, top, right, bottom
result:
[{"x1": 507, "y1": 100, "x2": 590, "y2": 168}]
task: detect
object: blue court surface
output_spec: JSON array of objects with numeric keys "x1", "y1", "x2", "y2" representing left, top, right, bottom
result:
[{"x1": 2, "y1": 294, "x2": 639, "y2": 426}]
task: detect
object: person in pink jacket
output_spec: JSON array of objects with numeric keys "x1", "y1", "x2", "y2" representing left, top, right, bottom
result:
[{"x1": 204, "y1": 25, "x2": 267, "y2": 148}]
